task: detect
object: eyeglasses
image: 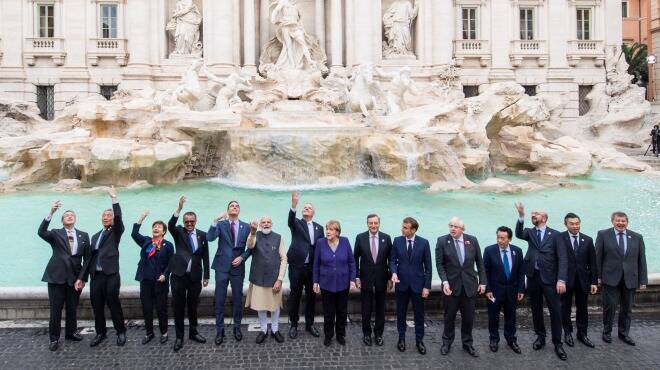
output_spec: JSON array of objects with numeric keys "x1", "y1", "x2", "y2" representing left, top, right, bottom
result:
[{"x1": 184, "y1": 220, "x2": 196, "y2": 224}]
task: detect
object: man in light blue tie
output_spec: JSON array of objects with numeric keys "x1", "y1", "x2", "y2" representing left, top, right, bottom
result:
[{"x1": 483, "y1": 226, "x2": 525, "y2": 354}]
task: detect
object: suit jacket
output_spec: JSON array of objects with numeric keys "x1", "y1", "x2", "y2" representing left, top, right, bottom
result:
[
  {"x1": 286, "y1": 209, "x2": 324, "y2": 268},
  {"x1": 38, "y1": 219, "x2": 90, "y2": 286},
  {"x1": 389, "y1": 235, "x2": 432, "y2": 294},
  {"x1": 80, "y1": 203, "x2": 125, "y2": 281},
  {"x1": 483, "y1": 244, "x2": 525, "y2": 300},
  {"x1": 354, "y1": 231, "x2": 393, "y2": 291},
  {"x1": 313, "y1": 237, "x2": 356, "y2": 292},
  {"x1": 131, "y1": 223, "x2": 174, "y2": 282},
  {"x1": 167, "y1": 214, "x2": 210, "y2": 282},
  {"x1": 515, "y1": 220, "x2": 567, "y2": 285},
  {"x1": 208, "y1": 219, "x2": 252, "y2": 275},
  {"x1": 435, "y1": 233, "x2": 486, "y2": 298},
  {"x1": 595, "y1": 227, "x2": 648, "y2": 289},
  {"x1": 557, "y1": 231, "x2": 597, "y2": 292}
]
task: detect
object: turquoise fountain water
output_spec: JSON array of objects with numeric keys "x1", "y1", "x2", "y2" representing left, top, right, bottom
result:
[{"x1": 1, "y1": 169, "x2": 658, "y2": 287}]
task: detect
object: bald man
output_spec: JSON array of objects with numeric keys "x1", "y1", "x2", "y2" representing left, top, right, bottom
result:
[{"x1": 515, "y1": 203, "x2": 567, "y2": 361}]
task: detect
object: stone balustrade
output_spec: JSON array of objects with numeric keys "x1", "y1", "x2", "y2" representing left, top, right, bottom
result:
[
  {"x1": 23, "y1": 37, "x2": 66, "y2": 66},
  {"x1": 453, "y1": 39, "x2": 490, "y2": 67},
  {"x1": 510, "y1": 39, "x2": 548, "y2": 67},
  {"x1": 87, "y1": 38, "x2": 128, "y2": 66},
  {"x1": 567, "y1": 39, "x2": 606, "y2": 67}
]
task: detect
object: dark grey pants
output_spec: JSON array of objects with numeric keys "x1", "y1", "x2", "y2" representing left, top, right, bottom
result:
[{"x1": 602, "y1": 279, "x2": 636, "y2": 336}]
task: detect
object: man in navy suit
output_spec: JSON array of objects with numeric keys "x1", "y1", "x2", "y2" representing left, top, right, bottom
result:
[
  {"x1": 514, "y1": 202, "x2": 568, "y2": 361},
  {"x1": 558, "y1": 213, "x2": 598, "y2": 348},
  {"x1": 390, "y1": 217, "x2": 432, "y2": 355},
  {"x1": 484, "y1": 226, "x2": 525, "y2": 354},
  {"x1": 436, "y1": 217, "x2": 486, "y2": 357},
  {"x1": 208, "y1": 200, "x2": 252, "y2": 345},
  {"x1": 286, "y1": 192, "x2": 323, "y2": 339}
]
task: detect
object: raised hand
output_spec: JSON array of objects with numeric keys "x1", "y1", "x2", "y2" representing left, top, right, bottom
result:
[
  {"x1": 214, "y1": 211, "x2": 228, "y2": 223},
  {"x1": 291, "y1": 191, "x2": 299, "y2": 209},
  {"x1": 137, "y1": 209, "x2": 149, "y2": 224},
  {"x1": 50, "y1": 200, "x2": 61, "y2": 215},
  {"x1": 250, "y1": 219, "x2": 258, "y2": 234},
  {"x1": 177, "y1": 196, "x2": 186, "y2": 213},
  {"x1": 107, "y1": 186, "x2": 117, "y2": 199},
  {"x1": 514, "y1": 202, "x2": 525, "y2": 218}
]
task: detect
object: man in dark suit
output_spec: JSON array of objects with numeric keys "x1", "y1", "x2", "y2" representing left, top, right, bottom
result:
[
  {"x1": 286, "y1": 191, "x2": 323, "y2": 339},
  {"x1": 558, "y1": 213, "x2": 598, "y2": 348},
  {"x1": 436, "y1": 217, "x2": 486, "y2": 357},
  {"x1": 38, "y1": 200, "x2": 90, "y2": 351},
  {"x1": 596, "y1": 211, "x2": 647, "y2": 346},
  {"x1": 483, "y1": 226, "x2": 525, "y2": 354},
  {"x1": 168, "y1": 196, "x2": 210, "y2": 352},
  {"x1": 208, "y1": 200, "x2": 252, "y2": 344},
  {"x1": 78, "y1": 187, "x2": 127, "y2": 348},
  {"x1": 354, "y1": 214, "x2": 393, "y2": 347},
  {"x1": 514, "y1": 202, "x2": 568, "y2": 360},
  {"x1": 390, "y1": 217, "x2": 432, "y2": 355}
]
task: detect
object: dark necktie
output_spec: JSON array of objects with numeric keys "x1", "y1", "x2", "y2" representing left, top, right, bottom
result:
[
  {"x1": 407, "y1": 239, "x2": 413, "y2": 259},
  {"x1": 572, "y1": 235, "x2": 579, "y2": 252},
  {"x1": 617, "y1": 232, "x2": 625, "y2": 256},
  {"x1": 230, "y1": 221, "x2": 237, "y2": 246},
  {"x1": 536, "y1": 229, "x2": 542, "y2": 243},
  {"x1": 67, "y1": 231, "x2": 74, "y2": 254},
  {"x1": 189, "y1": 232, "x2": 196, "y2": 253},
  {"x1": 502, "y1": 250, "x2": 511, "y2": 280},
  {"x1": 454, "y1": 239, "x2": 463, "y2": 265},
  {"x1": 95, "y1": 230, "x2": 105, "y2": 270}
]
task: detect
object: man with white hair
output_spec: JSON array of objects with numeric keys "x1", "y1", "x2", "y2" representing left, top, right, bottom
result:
[
  {"x1": 435, "y1": 217, "x2": 486, "y2": 358},
  {"x1": 246, "y1": 216, "x2": 288, "y2": 344},
  {"x1": 515, "y1": 203, "x2": 568, "y2": 361}
]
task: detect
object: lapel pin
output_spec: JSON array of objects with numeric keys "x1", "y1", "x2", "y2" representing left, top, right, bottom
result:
[
  {"x1": 381, "y1": 239, "x2": 385, "y2": 242},
  {"x1": 547, "y1": 231, "x2": 551, "y2": 235},
  {"x1": 628, "y1": 235, "x2": 631, "y2": 239},
  {"x1": 581, "y1": 239, "x2": 584, "y2": 242},
  {"x1": 447, "y1": 240, "x2": 451, "y2": 244},
  {"x1": 512, "y1": 251, "x2": 516, "y2": 256}
]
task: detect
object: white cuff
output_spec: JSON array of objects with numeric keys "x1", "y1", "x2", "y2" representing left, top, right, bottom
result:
[
  {"x1": 45, "y1": 213, "x2": 52, "y2": 221},
  {"x1": 173, "y1": 211, "x2": 180, "y2": 218}
]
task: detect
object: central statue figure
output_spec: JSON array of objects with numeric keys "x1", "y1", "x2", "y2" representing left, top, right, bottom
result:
[{"x1": 382, "y1": 0, "x2": 419, "y2": 59}]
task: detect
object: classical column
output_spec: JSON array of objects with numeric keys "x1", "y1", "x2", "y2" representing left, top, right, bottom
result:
[
  {"x1": 351, "y1": 0, "x2": 376, "y2": 65},
  {"x1": 126, "y1": 0, "x2": 152, "y2": 67},
  {"x1": 315, "y1": 0, "x2": 326, "y2": 55},
  {"x1": 204, "y1": 0, "x2": 235, "y2": 67},
  {"x1": 431, "y1": 0, "x2": 453, "y2": 65},
  {"x1": 259, "y1": 0, "x2": 271, "y2": 63},
  {"x1": 329, "y1": 0, "x2": 343, "y2": 70},
  {"x1": 548, "y1": 0, "x2": 569, "y2": 69},
  {"x1": 243, "y1": 0, "x2": 256, "y2": 74}
]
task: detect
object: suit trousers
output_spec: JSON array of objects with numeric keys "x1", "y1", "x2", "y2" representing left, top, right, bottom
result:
[
  {"x1": 442, "y1": 290, "x2": 476, "y2": 345},
  {"x1": 602, "y1": 278, "x2": 636, "y2": 336},
  {"x1": 395, "y1": 288, "x2": 424, "y2": 341},
  {"x1": 561, "y1": 277, "x2": 590, "y2": 336},
  {"x1": 360, "y1": 285, "x2": 386, "y2": 337},
  {"x1": 321, "y1": 288, "x2": 349, "y2": 339},
  {"x1": 47, "y1": 283, "x2": 81, "y2": 341},
  {"x1": 487, "y1": 291, "x2": 518, "y2": 343},
  {"x1": 171, "y1": 273, "x2": 202, "y2": 339},
  {"x1": 90, "y1": 272, "x2": 126, "y2": 336},
  {"x1": 214, "y1": 271, "x2": 244, "y2": 333},
  {"x1": 139, "y1": 280, "x2": 169, "y2": 336},
  {"x1": 527, "y1": 271, "x2": 562, "y2": 344},
  {"x1": 288, "y1": 264, "x2": 315, "y2": 327}
]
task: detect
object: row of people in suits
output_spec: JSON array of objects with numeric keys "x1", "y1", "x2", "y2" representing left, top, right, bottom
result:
[{"x1": 38, "y1": 191, "x2": 648, "y2": 360}]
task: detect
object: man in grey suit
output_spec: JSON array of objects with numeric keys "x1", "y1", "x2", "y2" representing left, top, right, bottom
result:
[
  {"x1": 595, "y1": 211, "x2": 648, "y2": 346},
  {"x1": 436, "y1": 217, "x2": 486, "y2": 358}
]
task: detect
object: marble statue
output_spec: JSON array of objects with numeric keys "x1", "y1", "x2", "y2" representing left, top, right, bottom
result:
[
  {"x1": 375, "y1": 66, "x2": 420, "y2": 115},
  {"x1": 382, "y1": 0, "x2": 419, "y2": 59},
  {"x1": 604, "y1": 45, "x2": 633, "y2": 97},
  {"x1": 347, "y1": 64, "x2": 385, "y2": 117},
  {"x1": 166, "y1": 0, "x2": 203, "y2": 57},
  {"x1": 204, "y1": 69, "x2": 253, "y2": 111},
  {"x1": 172, "y1": 59, "x2": 205, "y2": 109}
]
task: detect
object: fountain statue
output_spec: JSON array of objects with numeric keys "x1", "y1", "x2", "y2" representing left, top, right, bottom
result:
[
  {"x1": 382, "y1": 0, "x2": 419, "y2": 59},
  {"x1": 166, "y1": 0, "x2": 203, "y2": 58}
]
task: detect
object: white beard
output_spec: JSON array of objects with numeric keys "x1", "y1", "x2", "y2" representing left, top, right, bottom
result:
[{"x1": 261, "y1": 228, "x2": 272, "y2": 235}]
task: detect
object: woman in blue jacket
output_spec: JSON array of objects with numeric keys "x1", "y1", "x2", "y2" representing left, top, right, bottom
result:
[
  {"x1": 313, "y1": 220, "x2": 356, "y2": 346},
  {"x1": 132, "y1": 210, "x2": 174, "y2": 345}
]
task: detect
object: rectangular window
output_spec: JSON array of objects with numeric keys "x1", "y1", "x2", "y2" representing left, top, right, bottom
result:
[
  {"x1": 38, "y1": 4, "x2": 54, "y2": 38},
  {"x1": 520, "y1": 8, "x2": 534, "y2": 40},
  {"x1": 37, "y1": 85, "x2": 55, "y2": 120},
  {"x1": 523, "y1": 85, "x2": 537, "y2": 96},
  {"x1": 622, "y1": 1, "x2": 629, "y2": 18},
  {"x1": 100, "y1": 85, "x2": 118, "y2": 100},
  {"x1": 578, "y1": 85, "x2": 593, "y2": 116},
  {"x1": 100, "y1": 4, "x2": 118, "y2": 38},
  {"x1": 462, "y1": 8, "x2": 477, "y2": 40},
  {"x1": 577, "y1": 8, "x2": 591, "y2": 40},
  {"x1": 463, "y1": 85, "x2": 479, "y2": 98}
]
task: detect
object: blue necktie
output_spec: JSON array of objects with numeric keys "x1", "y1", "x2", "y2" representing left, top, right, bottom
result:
[
  {"x1": 95, "y1": 231, "x2": 104, "y2": 270},
  {"x1": 617, "y1": 232, "x2": 625, "y2": 256},
  {"x1": 534, "y1": 229, "x2": 541, "y2": 270},
  {"x1": 536, "y1": 228, "x2": 542, "y2": 243},
  {"x1": 502, "y1": 250, "x2": 511, "y2": 280},
  {"x1": 189, "y1": 232, "x2": 196, "y2": 253},
  {"x1": 407, "y1": 239, "x2": 413, "y2": 259}
]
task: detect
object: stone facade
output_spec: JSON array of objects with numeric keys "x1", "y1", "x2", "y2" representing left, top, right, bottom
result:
[{"x1": 0, "y1": 0, "x2": 621, "y2": 120}]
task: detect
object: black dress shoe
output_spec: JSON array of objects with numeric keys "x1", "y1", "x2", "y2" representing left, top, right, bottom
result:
[
  {"x1": 306, "y1": 325, "x2": 320, "y2": 337},
  {"x1": 256, "y1": 331, "x2": 267, "y2": 344},
  {"x1": 90, "y1": 333, "x2": 107, "y2": 347},
  {"x1": 397, "y1": 337, "x2": 406, "y2": 352},
  {"x1": 173, "y1": 338, "x2": 183, "y2": 352},
  {"x1": 508, "y1": 341, "x2": 522, "y2": 354},
  {"x1": 416, "y1": 341, "x2": 426, "y2": 355},
  {"x1": 463, "y1": 344, "x2": 478, "y2": 357},
  {"x1": 271, "y1": 331, "x2": 285, "y2": 343},
  {"x1": 489, "y1": 340, "x2": 498, "y2": 352},
  {"x1": 554, "y1": 344, "x2": 567, "y2": 361},
  {"x1": 288, "y1": 326, "x2": 298, "y2": 339},
  {"x1": 117, "y1": 332, "x2": 126, "y2": 346},
  {"x1": 532, "y1": 336, "x2": 546, "y2": 350},
  {"x1": 374, "y1": 336, "x2": 384, "y2": 346},
  {"x1": 337, "y1": 335, "x2": 346, "y2": 346},
  {"x1": 323, "y1": 337, "x2": 332, "y2": 346},
  {"x1": 215, "y1": 331, "x2": 225, "y2": 346},
  {"x1": 618, "y1": 333, "x2": 636, "y2": 346},
  {"x1": 233, "y1": 327, "x2": 243, "y2": 341},
  {"x1": 189, "y1": 333, "x2": 206, "y2": 343},
  {"x1": 142, "y1": 333, "x2": 154, "y2": 345},
  {"x1": 577, "y1": 334, "x2": 594, "y2": 348},
  {"x1": 160, "y1": 333, "x2": 169, "y2": 344},
  {"x1": 65, "y1": 333, "x2": 83, "y2": 341},
  {"x1": 564, "y1": 333, "x2": 574, "y2": 347},
  {"x1": 602, "y1": 333, "x2": 612, "y2": 343},
  {"x1": 363, "y1": 335, "x2": 372, "y2": 346},
  {"x1": 440, "y1": 343, "x2": 450, "y2": 355},
  {"x1": 49, "y1": 340, "x2": 59, "y2": 351}
]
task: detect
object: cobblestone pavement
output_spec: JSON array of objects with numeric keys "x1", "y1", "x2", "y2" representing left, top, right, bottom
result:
[{"x1": 1, "y1": 313, "x2": 660, "y2": 369}]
